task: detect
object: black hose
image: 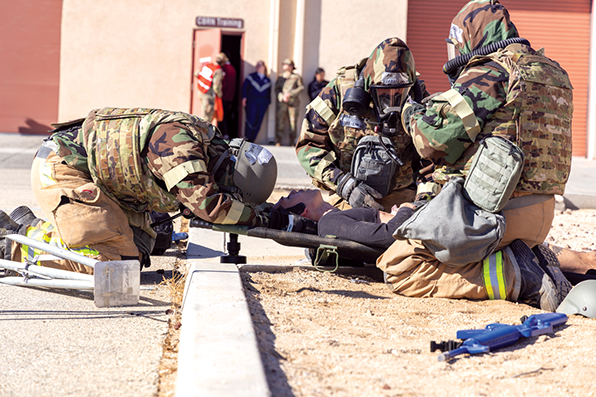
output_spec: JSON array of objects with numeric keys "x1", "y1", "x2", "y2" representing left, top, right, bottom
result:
[{"x1": 443, "y1": 37, "x2": 530, "y2": 78}]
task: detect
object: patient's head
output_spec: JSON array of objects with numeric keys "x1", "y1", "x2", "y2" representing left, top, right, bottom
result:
[{"x1": 273, "y1": 189, "x2": 335, "y2": 221}]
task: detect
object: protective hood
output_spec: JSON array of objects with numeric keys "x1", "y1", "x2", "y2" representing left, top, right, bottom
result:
[
  {"x1": 360, "y1": 37, "x2": 416, "y2": 90},
  {"x1": 449, "y1": 0, "x2": 519, "y2": 56}
]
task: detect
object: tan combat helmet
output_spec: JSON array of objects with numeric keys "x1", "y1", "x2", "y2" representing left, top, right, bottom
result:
[{"x1": 556, "y1": 280, "x2": 596, "y2": 319}]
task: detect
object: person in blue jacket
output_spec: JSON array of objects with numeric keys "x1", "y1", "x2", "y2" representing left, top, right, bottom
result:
[{"x1": 241, "y1": 60, "x2": 272, "y2": 142}]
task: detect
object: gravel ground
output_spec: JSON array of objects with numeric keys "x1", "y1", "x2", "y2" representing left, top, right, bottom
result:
[{"x1": 240, "y1": 208, "x2": 596, "y2": 397}]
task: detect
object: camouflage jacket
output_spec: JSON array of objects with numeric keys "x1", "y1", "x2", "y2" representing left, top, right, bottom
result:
[
  {"x1": 295, "y1": 61, "x2": 419, "y2": 195},
  {"x1": 408, "y1": 43, "x2": 573, "y2": 195},
  {"x1": 275, "y1": 70, "x2": 304, "y2": 106},
  {"x1": 50, "y1": 108, "x2": 266, "y2": 227}
]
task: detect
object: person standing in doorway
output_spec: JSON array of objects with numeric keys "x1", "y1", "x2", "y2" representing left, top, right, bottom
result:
[
  {"x1": 194, "y1": 58, "x2": 223, "y2": 123},
  {"x1": 275, "y1": 58, "x2": 304, "y2": 146},
  {"x1": 241, "y1": 60, "x2": 271, "y2": 142},
  {"x1": 217, "y1": 52, "x2": 237, "y2": 139}
]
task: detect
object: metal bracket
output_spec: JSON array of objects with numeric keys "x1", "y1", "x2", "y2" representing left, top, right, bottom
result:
[{"x1": 313, "y1": 244, "x2": 339, "y2": 273}]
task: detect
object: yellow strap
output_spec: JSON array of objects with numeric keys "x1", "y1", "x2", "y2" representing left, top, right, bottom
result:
[
  {"x1": 483, "y1": 250, "x2": 506, "y2": 300},
  {"x1": 310, "y1": 96, "x2": 336, "y2": 126},
  {"x1": 215, "y1": 200, "x2": 246, "y2": 225},
  {"x1": 162, "y1": 160, "x2": 207, "y2": 191},
  {"x1": 441, "y1": 89, "x2": 481, "y2": 142}
]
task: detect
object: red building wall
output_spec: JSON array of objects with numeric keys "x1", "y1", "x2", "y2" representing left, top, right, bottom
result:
[{"x1": 0, "y1": 0, "x2": 62, "y2": 135}]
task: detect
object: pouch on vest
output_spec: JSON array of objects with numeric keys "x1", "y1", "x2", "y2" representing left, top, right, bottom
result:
[
  {"x1": 463, "y1": 136, "x2": 525, "y2": 213},
  {"x1": 350, "y1": 135, "x2": 398, "y2": 197}
]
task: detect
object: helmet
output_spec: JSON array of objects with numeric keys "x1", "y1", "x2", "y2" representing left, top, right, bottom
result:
[
  {"x1": 448, "y1": 0, "x2": 519, "y2": 57},
  {"x1": 556, "y1": 280, "x2": 596, "y2": 318},
  {"x1": 282, "y1": 58, "x2": 295, "y2": 69},
  {"x1": 361, "y1": 37, "x2": 416, "y2": 115},
  {"x1": 229, "y1": 139, "x2": 277, "y2": 204},
  {"x1": 215, "y1": 52, "x2": 229, "y2": 64}
]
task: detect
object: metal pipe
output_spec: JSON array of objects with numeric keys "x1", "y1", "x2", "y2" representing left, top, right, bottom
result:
[
  {"x1": 0, "y1": 277, "x2": 93, "y2": 290},
  {"x1": 0, "y1": 259, "x2": 93, "y2": 281},
  {"x1": 5, "y1": 234, "x2": 98, "y2": 269}
]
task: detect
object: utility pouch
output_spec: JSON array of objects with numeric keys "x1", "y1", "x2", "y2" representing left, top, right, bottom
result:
[
  {"x1": 351, "y1": 135, "x2": 398, "y2": 197},
  {"x1": 463, "y1": 136, "x2": 525, "y2": 213}
]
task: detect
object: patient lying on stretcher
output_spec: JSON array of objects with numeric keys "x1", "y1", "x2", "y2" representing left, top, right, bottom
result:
[
  {"x1": 271, "y1": 189, "x2": 416, "y2": 249},
  {"x1": 270, "y1": 189, "x2": 596, "y2": 279}
]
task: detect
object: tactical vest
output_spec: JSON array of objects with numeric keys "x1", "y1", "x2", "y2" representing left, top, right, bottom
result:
[
  {"x1": 80, "y1": 107, "x2": 220, "y2": 213},
  {"x1": 315, "y1": 59, "x2": 416, "y2": 192},
  {"x1": 196, "y1": 63, "x2": 221, "y2": 93},
  {"x1": 452, "y1": 44, "x2": 573, "y2": 195}
]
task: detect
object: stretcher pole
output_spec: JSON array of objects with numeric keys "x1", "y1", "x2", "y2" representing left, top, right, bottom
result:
[{"x1": 0, "y1": 234, "x2": 140, "y2": 307}]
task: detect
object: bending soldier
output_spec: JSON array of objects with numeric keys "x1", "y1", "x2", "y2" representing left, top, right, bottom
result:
[{"x1": 0, "y1": 108, "x2": 276, "y2": 273}]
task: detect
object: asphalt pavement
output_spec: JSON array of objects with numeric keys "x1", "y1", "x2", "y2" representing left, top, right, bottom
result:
[{"x1": 1, "y1": 132, "x2": 595, "y2": 396}]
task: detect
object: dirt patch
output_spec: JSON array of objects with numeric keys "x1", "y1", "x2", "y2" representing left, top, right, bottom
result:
[{"x1": 241, "y1": 208, "x2": 596, "y2": 396}]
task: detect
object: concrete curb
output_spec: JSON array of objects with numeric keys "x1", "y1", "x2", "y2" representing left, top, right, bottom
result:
[{"x1": 176, "y1": 261, "x2": 270, "y2": 397}]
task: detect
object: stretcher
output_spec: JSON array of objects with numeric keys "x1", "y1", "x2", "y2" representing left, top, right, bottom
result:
[{"x1": 189, "y1": 218, "x2": 385, "y2": 272}]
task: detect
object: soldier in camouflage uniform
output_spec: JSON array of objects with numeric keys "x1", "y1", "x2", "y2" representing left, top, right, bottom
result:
[
  {"x1": 0, "y1": 108, "x2": 276, "y2": 274},
  {"x1": 275, "y1": 59, "x2": 304, "y2": 146},
  {"x1": 377, "y1": 0, "x2": 574, "y2": 311},
  {"x1": 296, "y1": 38, "x2": 427, "y2": 211}
]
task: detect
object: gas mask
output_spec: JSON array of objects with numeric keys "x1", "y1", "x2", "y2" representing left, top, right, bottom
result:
[{"x1": 343, "y1": 73, "x2": 413, "y2": 136}]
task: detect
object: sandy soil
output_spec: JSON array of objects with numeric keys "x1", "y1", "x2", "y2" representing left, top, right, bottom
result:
[{"x1": 240, "y1": 207, "x2": 596, "y2": 397}]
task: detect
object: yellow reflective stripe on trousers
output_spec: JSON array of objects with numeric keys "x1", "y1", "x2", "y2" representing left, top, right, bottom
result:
[
  {"x1": 441, "y1": 89, "x2": 481, "y2": 142},
  {"x1": 483, "y1": 250, "x2": 507, "y2": 300},
  {"x1": 21, "y1": 222, "x2": 100, "y2": 262},
  {"x1": 162, "y1": 160, "x2": 208, "y2": 191}
]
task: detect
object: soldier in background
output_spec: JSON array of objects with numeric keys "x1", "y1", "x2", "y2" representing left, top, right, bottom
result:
[
  {"x1": 0, "y1": 108, "x2": 277, "y2": 273},
  {"x1": 275, "y1": 59, "x2": 304, "y2": 146},
  {"x1": 378, "y1": 0, "x2": 574, "y2": 311},
  {"x1": 296, "y1": 37, "x2": 428, "y2": 211},
  {"x1": 195, "y1": 58, "x2": 224, "y2": 123}
]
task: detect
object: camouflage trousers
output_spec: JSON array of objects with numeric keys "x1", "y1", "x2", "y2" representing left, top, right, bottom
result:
[
  {"x1": 377, "y1": 197, "x2": 556, "y2": 301},
  {"x1": 275, "y1": 101, "x2": 300, "y2": 145},
  {"x1": 13, "y1": 150, "x2": 141, "y2": 274},
  {"x1": 200, "y1": 92, "x2": 215, "y2": 123}
]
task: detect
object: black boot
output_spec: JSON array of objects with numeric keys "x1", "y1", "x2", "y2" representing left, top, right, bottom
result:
[
  {"x1": 9, "y1": 206, "x2": 43, "y2": 227},
  {"x1": 0, "y1": 210, "x2": 27, "y2": 260},
  {"x1": 532, "y1": 243, "x2": 573, "y2": 302},
  {"x1": 509, "y1": 239, "x2": 561, "y2": 312}
]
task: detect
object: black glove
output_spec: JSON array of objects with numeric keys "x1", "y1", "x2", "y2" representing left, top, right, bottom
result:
[
  {"x1": 268, "y1": 204, "x2": 318, "y2": 234},
  {"x1": 336, "y1": 173, "x2": 384, "y2": 210}
]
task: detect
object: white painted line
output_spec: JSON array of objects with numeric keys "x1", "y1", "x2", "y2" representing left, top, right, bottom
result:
[{"x1": 176, "y1": 261, "x2": 270, "y2": 397}]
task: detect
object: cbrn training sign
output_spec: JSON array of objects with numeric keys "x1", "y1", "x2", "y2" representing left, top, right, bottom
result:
[{"x1": 196, "y1": 16, "x2": 244, "y2": 29}]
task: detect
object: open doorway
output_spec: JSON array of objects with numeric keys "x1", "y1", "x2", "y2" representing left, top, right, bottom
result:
[
  {"x1": 220, "y1": 34, "x2": 242, "y2": 139},
  {"x1": 190, "y1": 29, "x2": 243, "y2": 139}
]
